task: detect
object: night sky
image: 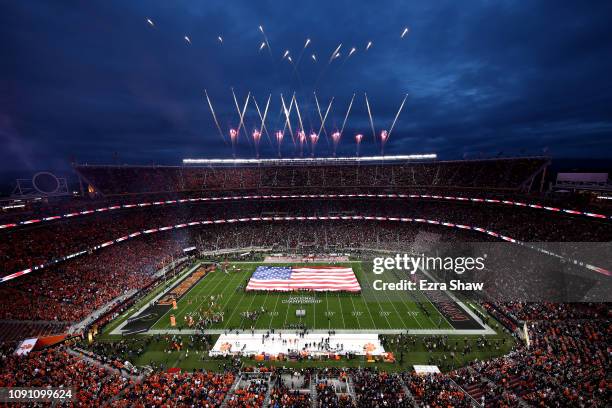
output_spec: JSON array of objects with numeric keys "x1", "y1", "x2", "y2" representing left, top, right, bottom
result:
[{"x1": 1, "y1": 0, "x2": 612, "y2": 176}]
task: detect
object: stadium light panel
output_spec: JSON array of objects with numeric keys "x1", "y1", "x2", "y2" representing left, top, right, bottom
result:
[{"x1": 182, "y1": 154, "x2": 437, "y2": 165}]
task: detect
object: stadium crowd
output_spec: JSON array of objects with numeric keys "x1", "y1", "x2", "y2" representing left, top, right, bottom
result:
[
  {"x1": 2, "y1": 197, "x2": 609, "y2": 276},
  {"x1": 74, "y1": 158, "x2": 548, "y2": 194},
  {"x1": 0, "y1": 237, "x2": 187, "y2": 322},
  {"x1": 1, "y1": 216, "x2": 608, "y2": 324},
  {"x1": 0, "y1": 299, "x2": 609, "y2": 407}
]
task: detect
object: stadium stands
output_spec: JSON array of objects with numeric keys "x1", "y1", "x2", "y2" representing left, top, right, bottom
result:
[
  {"x1": 0, "y1": 158, "x2": 609, "y2": 407},
  {"x1": 75, "y1": 157, "x2": 548, "y2": 195}
]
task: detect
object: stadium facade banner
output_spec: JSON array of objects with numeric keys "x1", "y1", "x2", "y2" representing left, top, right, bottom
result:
[
  {"x1": 14, "y1": 338, "x2": 38, "y2": 356},
  {"x1": 246, "y1": 266, "x2": 361, "y2": 292}
]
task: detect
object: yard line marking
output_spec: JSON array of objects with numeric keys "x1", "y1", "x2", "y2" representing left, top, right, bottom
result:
[
  {"x1": 198, "y1": 273, "x2": 246, "y2": 322},
  {"x1": 177, "y1": 268, "x2": 242, "y2": 323},
  {"x1": 389, "y1": 270, "x2": 424, "y2": 329},
  {"x1": 351, "y1": 265, "x2": 377, "y2": 328},
  {"x1": 268, "y1": 294, "x2": 281, "y2": 330},
  {"x1": 167, "y1": 268, "x2": 221, "y2": 322},
  {"x1": 219, "y1": 272, "x2": 254, "y2": 329},
  {"x1": 325, "y1": 291, "x2": 330, "y2": 330},
  {"x1": 357, "y1": 264, "x2": 393, "y2": 329},
  {"x1": 282, "y1": 292, "x2": 292, "y2": 328},
  {"x1": 347, "y1": 295, "x2": 364, "y2": 329},
  {"x1": 366, "y1": 272, "x2": 410, "y2": 329},
  {"x1": 336, "y1": 292, "x2": 347, "y2": 329},
  {"x1": 313, "y1": 292, "x2": 317, "y2": 329},
  {"x1": 255, "y1": 289, "x2": 271, "y2": 329},
  {"x1": 214, "y1": 271, "x2": 251, "y2": 329},
  {"x1": 239, "y1": 286, "x2": 261, "y2": 329}
]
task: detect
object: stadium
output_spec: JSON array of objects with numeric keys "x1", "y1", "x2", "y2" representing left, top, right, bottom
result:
[
  {"x1": 1, "y1": 156, "x2": 610, "y2": 406},
  {"x1": 1, "y1": 2, "x2": 611, "y2": 407}
]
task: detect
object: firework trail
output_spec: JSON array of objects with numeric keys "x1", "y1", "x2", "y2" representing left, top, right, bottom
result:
[
  {"x1": 252, "y1": 129, "x2": 262, "y2": 158},
  {"x1": 146, "y1": 18, "x2": 155, "y2": 27},
  {"x1": 259, "y1": 25, "x2": 272, "y2": 55},
  {"x1": 231, "y1": 89, "x2": 251, "y2": 145},
  {"x1": 329, "y1": 43, "x2": 342, "y2": 62},
  {"x1": 309, "y1": 132, "x2": 319, "y2": 156},
  {"x1": 291, "y1": 37, "x2": 312, "y2": 85},
  {"x1": 259, "y1": 41, "x2": 266, "y2": 51},
  {"x1": 314, "y1": 43, "x2": 343, "y2": 89},
  {"x1": 229, "y1": 128, "x2": 238, "y2": 157},
  {"x1": 387, "y1": 93, "x2": 409, "y2": 140},
  {"x1": 340, "y1": 93, "x2": 355, "y2": 135},
  {"x1": 380, "y1": 130, "x2": 389, "y2": 155},
  {"x1": 184, "y1": 35, "x2": 191, "y2": 45},
  {"x1": 298, "y1": 130, "x2": 307, "y2": 156},
  {"x1": 217, "y1": 36, "x2": 223, "y2": 44},
  {"x1": 203, "y1": 90, "x2": 227, "y2": 145},
  {"x1": 366, "y1": 41, "x2": 372, "y2": 50},
  {"x1": 364, "y1": 93, "x2": 377, "y2": 147},
  {"x1": 252, "y1": 95, "x2": 273, "y2": 146},
  {"x1": 293, "y1": 37, "x2": 311, "y2": 71},
  {"x1": 317, "y1": 97, "x2": 334, "y2": 141},
  {"x1": 311, "y1": 54, "x2": 317, "y2": 62},
  {"x1": 313, "y1": 92, "x2": 330, "y2": 146},
  {"x1": 355, "y1": 133, "x2": 364, "y2": 156},
  {"x1": 331, "y1": 131, "x2": 341, "y2": 156},
  {"x1": 293, "y1": 95, "x2": 305, "y2": 138},
  {"x1": 275, "y1": 130, "x2": 284, "y2": 157},
  {"x1": 280, "y1": 93, "x2": 295, "y2": 145},
  {"x1": 401, "y1": 27, "x2": 410, "y2": 38}
]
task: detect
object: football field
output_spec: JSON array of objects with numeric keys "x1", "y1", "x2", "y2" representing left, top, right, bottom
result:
[{"x1": 150, "y1": 262, "x2": 458, "y2": 331}]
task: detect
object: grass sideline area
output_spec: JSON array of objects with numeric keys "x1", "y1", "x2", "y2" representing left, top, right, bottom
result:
[
  {"x1": 152, "y1": 261, "x2": 453, "y2": 331},
  {"x1": 85, "y1": 329, "x2": 515, "y2": 373},
  {"x1": 97, "y1": 262, "x2": 197, "y2": 340}
]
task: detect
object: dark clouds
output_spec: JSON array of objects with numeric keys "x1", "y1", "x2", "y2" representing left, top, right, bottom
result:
[{"x1": 1, "y1": 0, "x2": 611, "y2": 174}]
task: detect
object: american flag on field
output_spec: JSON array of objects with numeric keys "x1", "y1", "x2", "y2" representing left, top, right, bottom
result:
[{"x1": 246, "y1": 266, "x2": 361, "y2": 292}]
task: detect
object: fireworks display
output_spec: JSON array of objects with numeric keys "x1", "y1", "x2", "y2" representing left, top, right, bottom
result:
[
  {"x1": 298, "y1": 130, "x2": 307, "y2": 156},
  {"x1": 144, "y1": 19, "x2": 412, "y2": 158},
  {"x1": 202, "y1": 89, "x2": 408, "y2": 159},
  {"x1": 229, "y1": 128, "x2": 238, "y2": 157},
  {"x1": 275, "y1": 130, "x2": 284, "y2": 157},
  {"x1": 355, "y1": 133, "x2": 364, "y2": 156},
  {"x1": 252, "y1": 129, "x2": 262, "y2": 158},
  {"x1": 309, "y1": 132, "x2": 319, "y2": 156},
  {"x1": 331, "y1": 131, "x2": 341, "y2": 156}
]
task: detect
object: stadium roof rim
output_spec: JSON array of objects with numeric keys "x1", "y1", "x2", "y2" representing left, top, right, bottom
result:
[
  {"x1": 72, "y1": 155, "x2": 550, "y2": 168},
  {"x1": 182, "y1": 154, "x2": 436, "y2": 165}
]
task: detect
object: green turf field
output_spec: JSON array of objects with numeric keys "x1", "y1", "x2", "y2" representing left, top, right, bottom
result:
[
  {"x1": 151, "y1": 262, "x2": 454, "y2": 331},
  {"x1": 91, "y1": 260, "x2": 513, "y2": 371}
]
